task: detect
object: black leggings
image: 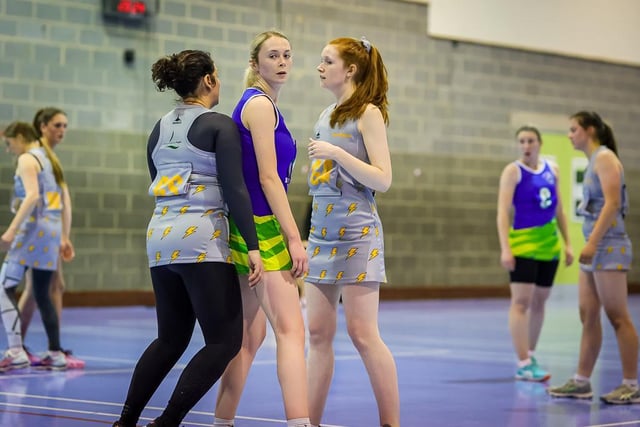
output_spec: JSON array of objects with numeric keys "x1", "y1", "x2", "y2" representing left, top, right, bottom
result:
[
  {"x1": 4, "y1": 268, "x2": 60, "y2": 350},
  {"x1": 118, "y1": 262, "x2": 243, "y2": 427},
  {"x1": 31, "y1": 269, "x2": 61, "y2": 351}
]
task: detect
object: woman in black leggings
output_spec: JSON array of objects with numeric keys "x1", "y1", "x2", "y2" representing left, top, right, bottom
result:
[{"x1": 113, "y1": 49, "x2": 263, "y2": 427}]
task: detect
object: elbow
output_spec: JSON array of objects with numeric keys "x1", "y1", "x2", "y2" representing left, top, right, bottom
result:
[
  {"x1": 376, "y1": 178, "x2": 392, "y2": 193},
  {"x1": 258, "y1": 174, "x2": 280, "y2": 192},
  {"x1": 25, "y1": 194, "x2": 40, "y2": 205},
  {"x1": 374, "y1": 173, "x2": 392, "y2": 193}
]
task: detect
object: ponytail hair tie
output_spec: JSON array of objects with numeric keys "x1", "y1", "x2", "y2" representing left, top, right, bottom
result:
[{"x1": 360, "y1": 36, "x2": 371, "y2": 53}]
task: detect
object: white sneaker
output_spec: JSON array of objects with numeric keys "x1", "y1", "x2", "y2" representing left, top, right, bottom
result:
[{"x1": 37, "y1": 351, "x2": 67, "y2": 371}]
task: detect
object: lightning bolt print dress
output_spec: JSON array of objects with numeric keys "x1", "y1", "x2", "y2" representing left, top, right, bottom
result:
[
  {"x1": 4, "y1": 147, "x2": 62, "y2": 274},
  {"x1": 306, "y1": 105, "x2": 387, "y2": 285},
  {"x1": 146, "y1": 105, "x2": 231, "y2": 267},
  {"x1": 577, "y1": 146, "x2": 632, "y2": 272}
]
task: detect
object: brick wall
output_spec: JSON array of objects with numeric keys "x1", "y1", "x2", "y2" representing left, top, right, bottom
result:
[{"x1": 0, "y1": 0, "x2": 639, "y2": 294}]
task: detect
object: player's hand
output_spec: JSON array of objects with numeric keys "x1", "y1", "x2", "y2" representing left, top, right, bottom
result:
[
  {"x1": 564, "y1": 244, "x2": 574, "y2": 267},
  {"x1": 579, "y1": 242, "x2": 596, "y2": 265},
  {"x1": 247, "y1": 250, "x2": 264, "y2": 288},
  {"x1": 288, "y1": 239, "x2": 308, "y2": 278},
  {"x1": 0, "y1": 230, "x2": 15, "y2": 252},
  {"x1": 60, "y1": 238, "x2": 75, "y2": 262},
  {"x1": 500, "y1": 250, "x2": 515, "y2": 272}
]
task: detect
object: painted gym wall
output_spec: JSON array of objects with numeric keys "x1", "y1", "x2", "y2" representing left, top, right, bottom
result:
[{"x1": 0, "y1": 0, "x2": 638, "y2": 298}]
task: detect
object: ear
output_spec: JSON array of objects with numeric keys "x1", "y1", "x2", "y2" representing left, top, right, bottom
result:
[
  {"x1": 250, "y1": 59, "x2": 258, "y2": 71},
  {"x1": 204, "y1": 73, "x2": 216, "y2": 88},
  {"x1": 346, "y1": 63, "x2": 357, "y2": 78}
]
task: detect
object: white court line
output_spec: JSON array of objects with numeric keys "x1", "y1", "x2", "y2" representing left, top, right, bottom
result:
[
  {"x1": 585, "y1": 421, "x2": 640, "y2": 427},
  {"x1": 0, "y1": 393, "x2": 347, "y2": 427},
  {"x1": 23, "y1": 347, "x2": 452, "y2": 370}
]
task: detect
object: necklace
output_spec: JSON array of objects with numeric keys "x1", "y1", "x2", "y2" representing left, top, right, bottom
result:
[{"x1": 183, "y1": 98, "x2": 208, "y2": 108}]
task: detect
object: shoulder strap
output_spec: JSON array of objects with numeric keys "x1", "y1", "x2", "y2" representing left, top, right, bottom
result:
[{"x1": 27, "y1": 152, "x2": 43, "y2": 172}]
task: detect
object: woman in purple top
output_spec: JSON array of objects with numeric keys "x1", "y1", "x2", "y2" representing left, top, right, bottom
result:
[
  {"x1": 497, "y1": 125, "x2": 573, "y2": 383},
  {"x1": 213, "y1": 31, "x2": 310, "y2": 427}
]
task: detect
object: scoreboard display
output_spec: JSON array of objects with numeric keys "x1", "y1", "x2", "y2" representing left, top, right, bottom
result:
[{"x1": 102, "y1": 0, "x2": 158, "y2": 20}]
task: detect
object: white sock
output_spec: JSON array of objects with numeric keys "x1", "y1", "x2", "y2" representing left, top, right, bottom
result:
[
  {"x1": 517, "y1": 358, "x2": 532, "y2": 368},
  {"x1": 213, "y1": 417, "x2": 234, "y2": 427},
  {"x1": 573, "y1": 374, "x2": 590, "y2": 384},
  {"x1": 287, "y1": 418, "x2": 311, "y2": 427},
  {"x1": 622, "y1": 378, "x2": 639, "y2": 388}
]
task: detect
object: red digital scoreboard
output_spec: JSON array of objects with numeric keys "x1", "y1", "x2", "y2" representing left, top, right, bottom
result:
[{"x1": 103, "y1": 0, "x2": 157, "y2": 20}]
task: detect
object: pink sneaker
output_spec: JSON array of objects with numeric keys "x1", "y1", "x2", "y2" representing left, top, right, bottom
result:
[
  {"x1": 0, "y1": 349, "x2": 30, "y2": 372},
  {"x1": 25, "y1": 348, "x2": 42, "y2": 366},
  {"x1": 63, "y1": 350, "x2": 85, "y2": 369}
]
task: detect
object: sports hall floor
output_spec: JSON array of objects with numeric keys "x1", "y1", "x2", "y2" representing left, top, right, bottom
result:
[{"x1": 0, "y1": 286, "x2": 638, "y2": 427}]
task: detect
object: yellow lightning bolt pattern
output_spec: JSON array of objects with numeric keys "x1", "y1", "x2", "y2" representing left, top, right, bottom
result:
[
  {"x1": 211, "y1": 229, "x2": 222, "y2": 240},
  {"x1": 346, "y1": 247, "x2": 358, "y2": 259},
  {"x1": 183, "y1": 226, "x2": 198, "y2": 238},
  {"x1": 347, "y1": 203, "x2": 357, "y2": 215},
  {"x1": 28, "y1": 245, "x2": 35, "y2": 252},
  {"x1": 161, "y1": 226, "x2": 172, "y2": 239},
  {"x1": 43, "y1": 246, "x2": 49, "y2": 253},
  {"x1": 312, "y1": 246, "x2": 321, "y2": 258},
  {"x1": 160, "y1": 206, "x2": 169, "y2": 217},
  {"x1": 375, "y1": 226, "x2": 379, "y2": 237},
  {"x1": 170, "y1": 250, "x2": 180, "y2": 262},
  {"x1": 310, "y1": 225, "x2": 315, "y2": 236},
  {"x1": 37, "y1": 230, "x2": 44, "y2": 238},
  {"x1": 179, "y1": 205, "x2": 190, "y2": 215},
  {"x1": 196, "y1": 252, "x2": 207, "y2": 263},
  {"x1": 313, "y1": 202, "x2": 319, "y2": 212},
  {"x1": 369, "y1": 248, "x2": 379, "y2": 260},
  {"x1": 338, "y1": 227, "x2": 346, "y2": 239},
  {"x1": 155, "y1": 251, "x2": 161, "y2": 264},
  {"x1": 321, "y1": 227, "x2": 327, "y2": 239},
  {"x1": 356, "y1": 272, "x2": 367, "y2": 282},
  {"x1": 147, "y1": 229, "x2": 154, "y2": 240},
  {"x1": 360, "y1": 226, "x2": 370, "y2": 238},
  {"x1": 202, "y1": 208, "x2": 215, "y2": 217},
  {"x1": 325, "y1": 203, "x2": 334, "y2": 216},
  {"x1": 329, "y1": 247, "x2": 338, "y2": 259},
  {"x1": 193, "y1": 185, "x2": 206, "y2": 194},
  {"x1": 335, "y1": 271, "x2": 344, "y2": 281},
  {"x1": 319, "y1": 270, "x2": 327, "y2": 279}
]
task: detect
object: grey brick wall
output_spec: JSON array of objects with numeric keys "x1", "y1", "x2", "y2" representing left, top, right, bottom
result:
[{"x1": 0, "y1": 0, "x2": 638, "y2": 292}]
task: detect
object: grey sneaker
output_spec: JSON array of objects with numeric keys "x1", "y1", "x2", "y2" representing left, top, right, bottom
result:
[
  {"x1": 548, "y1": 378, "x2": 593, "y2": 399},
  {"x1": 600, "y1": 384, "x2": 640, "y2": 404}
]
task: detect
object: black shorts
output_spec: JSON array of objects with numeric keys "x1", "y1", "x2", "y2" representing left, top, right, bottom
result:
[{"x1": 509, "y1": 257, "x2": 559, "y2": 288}]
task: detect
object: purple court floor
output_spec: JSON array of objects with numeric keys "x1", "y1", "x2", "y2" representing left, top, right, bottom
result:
[{"x1": 0, "y1": 286, "x2": 639, "y2": 427}]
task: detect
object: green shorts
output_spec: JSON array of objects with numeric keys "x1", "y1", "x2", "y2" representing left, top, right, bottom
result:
[{"x1": 229, "y1": 215, "x2": 293, "y2": 274}]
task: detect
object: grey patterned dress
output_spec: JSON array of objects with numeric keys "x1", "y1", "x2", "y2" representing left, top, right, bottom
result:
[
  {"x1": 306, "y1": 105, "x2": 386, "y2": 285},
  {"x1": 577, "y1": 146, "x2": 632, "y2": 272}
]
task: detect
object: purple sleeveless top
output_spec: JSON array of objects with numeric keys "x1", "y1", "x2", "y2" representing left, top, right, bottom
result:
[
  {"x1": 512, "y1": 159, "x2": 557, "y2": 229},
  {"x1": 232, "y1": 88, "x2": 296, "y2": 216}
]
